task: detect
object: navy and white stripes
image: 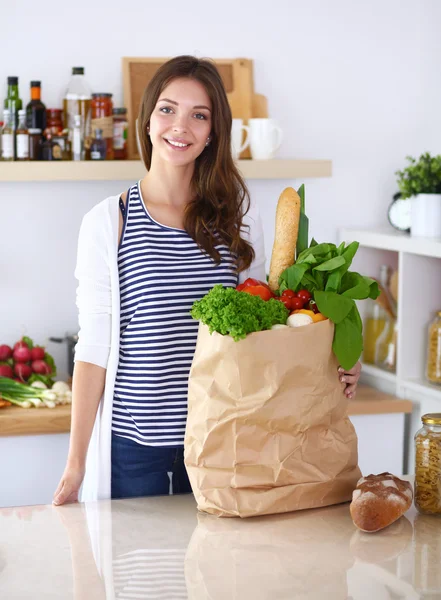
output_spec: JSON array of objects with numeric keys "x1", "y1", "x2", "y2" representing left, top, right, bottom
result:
[{"x1": 112, "y1": 182, "x2": 238, "y2": 446}]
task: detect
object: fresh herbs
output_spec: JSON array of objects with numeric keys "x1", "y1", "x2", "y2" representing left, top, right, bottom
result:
[
  {"x1": 278, "y1": 241, "x2": 379, "y2": 370},
  {"x1": 191, "y1": 285, "x2": 289, "y2": 341},
  {"x1": 396, "y1": 153, "x2": 441, "y2": 199}
]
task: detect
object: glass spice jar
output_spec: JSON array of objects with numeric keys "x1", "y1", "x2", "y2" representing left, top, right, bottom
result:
[
  {"x1": 113, "y1": 107, "x2": 128, "y2": 160},
  {"x1": 426, "y1": 311, "x2": 441, "y2": 385},
  {"x1": 44, "y1": 109, "x2": 64, "y2": 137},
  {"x1": 414, "y1": 413, "x2": 441, "y2": 515},
  {"x1": 91, "y1": 93, "x2": 114, "y2": 160}
]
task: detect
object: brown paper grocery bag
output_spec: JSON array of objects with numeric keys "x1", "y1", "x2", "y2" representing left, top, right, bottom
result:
[{"x1": 184, "y1": 320, "x2": 361, "y2": 518}]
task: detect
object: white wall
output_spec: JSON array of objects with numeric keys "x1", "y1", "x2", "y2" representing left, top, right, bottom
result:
[{"x1": 1, "y1": 0, "x2": 441, "y2": 376}]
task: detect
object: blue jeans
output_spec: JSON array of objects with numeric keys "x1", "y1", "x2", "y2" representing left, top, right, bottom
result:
[{"x1": 111, "y1": 433, "x2": 193, "y2": 499}]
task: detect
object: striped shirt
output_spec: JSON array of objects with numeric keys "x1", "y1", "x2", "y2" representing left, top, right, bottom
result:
[{"x1": 112, "y1": 182, "x2": 238, "y2": 446}]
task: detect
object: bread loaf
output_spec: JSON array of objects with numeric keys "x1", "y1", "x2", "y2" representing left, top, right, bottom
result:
[
  {"x1": 268, "y1": 187, "x2": 300, "y2": 292},
  {"x1": 350, "y1": 472, "x2": 413, "y2": 533}
]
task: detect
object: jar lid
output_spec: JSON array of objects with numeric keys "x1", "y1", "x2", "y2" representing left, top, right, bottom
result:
[
  {"x1": 113, "y1": 107, "x2": 127, "y2": 115},
  {"x1": 92, "y1": 93, "x2": 113, "y2": 98},
  {"x1": 422, "y1": 413, "x2": 441, "y2": 425},
  {"x1": 46, "y1": 108, "x2": 63, "y2": 115}
]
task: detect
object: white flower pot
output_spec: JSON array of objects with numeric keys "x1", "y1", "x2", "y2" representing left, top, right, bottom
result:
[{"x1": 411, "y1": 193, "x2": 441, "y2": 238}]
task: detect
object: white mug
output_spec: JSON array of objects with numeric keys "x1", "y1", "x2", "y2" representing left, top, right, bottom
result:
[
  {"x1": 248, "y1": 118, "x2": 283, "y2": 160},
  {"x1": 231, "y1": 119, "x2": 250, "y2": 159}
]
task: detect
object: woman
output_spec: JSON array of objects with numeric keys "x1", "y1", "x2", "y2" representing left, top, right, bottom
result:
[{"x1": 53, "y1": 55, "x2": 361, "y2": 505}]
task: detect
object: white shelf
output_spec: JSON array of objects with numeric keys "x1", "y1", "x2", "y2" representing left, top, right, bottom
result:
[
  {"x1": 340, "y1": 227, "x2": 441, "y2": 259},
  {"x1": 0, "y1": 159, "x2": 332, "y2": 182},
  {"x1": 401, "y1": 377, "x2": 441, "y2": 401},
  {"x1": 361, "y1": 363, "x2": 397, "y2": 384}
]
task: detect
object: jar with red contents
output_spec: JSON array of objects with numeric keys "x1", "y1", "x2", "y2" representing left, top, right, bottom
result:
[
  {"x1": 45, "y1": 109, "x2": 63, "y2": 137},
  {"x1": 91, "y1": 93, "x2": 114, "y2": 160}
]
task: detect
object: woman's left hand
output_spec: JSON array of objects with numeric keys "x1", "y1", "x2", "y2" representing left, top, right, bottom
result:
[{"x1": 338, "y1": 362, "x2": 361, "y2": 399}]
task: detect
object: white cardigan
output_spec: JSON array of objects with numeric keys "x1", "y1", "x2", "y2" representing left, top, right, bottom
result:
[{"x1": 75, "y1": 191, "x2": 266, "y2": 502}]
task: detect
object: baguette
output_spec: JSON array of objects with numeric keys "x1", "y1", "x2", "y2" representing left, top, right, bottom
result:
[
  {"x1": 350, "y1": 472, "x2": 413, "y2": 533},
  {"x1": 268, "y1": 187, "x2": 301, "y2": 292}
]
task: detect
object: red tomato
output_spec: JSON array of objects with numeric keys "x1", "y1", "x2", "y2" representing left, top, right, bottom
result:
[
  {"x1": 281, "y1": 290, "x2": 296, "y2": 299},
  {"x1": 278, "y1": 296, "x2": 293, "y2": 310},
  {"x1": 297, "y1": 289, "x2": 312, "y2": 304},
  {"x1": 291, "y1": 297, "x2": 304, "y2": 310},
  {"x1": 243, "y1": 285, "x2": 273, "y2": 301}
]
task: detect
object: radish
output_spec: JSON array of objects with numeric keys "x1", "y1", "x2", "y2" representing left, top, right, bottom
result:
[
  {"x1": 0, "y1": 364, "x2": 14, "y2": 378},
  {"x1": 13, "y1": 340, "x2": 29, "y2": 351},
  {"x1": 13, "y1": 346, "x2": 32, "y2": 363},
  {"x1": 30, "y1": 346, "x2": 45, "y2": 361},
  {"x1": 14, "y1": 363, "x2": 32, "y2": 380},
  {"x1": 31, "y1": 360, "x2": 51, "y2": 375},
  {"x1": 0, "y1": 345, "x2": 12, "y2": 361}
]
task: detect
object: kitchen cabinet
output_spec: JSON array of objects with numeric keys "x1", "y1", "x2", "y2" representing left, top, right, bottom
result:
[
  {"x1": 0, "y1": 385, "x2": 411, "y2": 507},
  {"x1": 339, "y1": 227, "x2": 441, "y2": 474}
]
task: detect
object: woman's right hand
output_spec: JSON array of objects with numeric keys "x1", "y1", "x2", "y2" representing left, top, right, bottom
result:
[{"x1": 53, "y1": 464, "x2": 85, "y2": 506}]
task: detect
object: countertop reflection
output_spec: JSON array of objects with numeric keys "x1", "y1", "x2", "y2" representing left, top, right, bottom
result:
[{"x1": 1, "y1": 491, "x2": 440, "y2": 599}]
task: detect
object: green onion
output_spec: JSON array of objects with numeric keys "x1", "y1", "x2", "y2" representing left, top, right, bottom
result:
[{"x1": 0, "y1": 377, "x2": 58, "y2": 409}]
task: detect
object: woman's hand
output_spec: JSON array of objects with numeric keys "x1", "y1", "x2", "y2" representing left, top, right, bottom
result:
[
  {"x1": 53, "y1": 463, "x2": 85, "y2": 506},
  {"x1": 338, "y1": 362, "x2": 361, "y2": 399}
]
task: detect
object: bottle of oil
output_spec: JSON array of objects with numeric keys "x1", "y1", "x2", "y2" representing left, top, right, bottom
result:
[
  {"x1": 4, "y1": 76, "x2": 22, "y2": 159},
  {"x1": 26, "y1": 81, "x2": 47, "y2": 132},
  {"x1": 362, "y1": 265, "x2": 394, "y2": 364},
  {"x1": 63, "y1": 67, "x2": 91, "y2": 158}
]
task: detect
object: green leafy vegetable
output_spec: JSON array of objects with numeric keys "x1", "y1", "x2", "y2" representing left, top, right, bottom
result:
[
  {"x1": 191, "y1": 285, "x2": 289, "y2": 341},
  {"x1": 296, "y1": 184, "x2": 309, "y2": 257},
  {"x1": 279, "y1": 220, "x2": 380, "y2": 369}
]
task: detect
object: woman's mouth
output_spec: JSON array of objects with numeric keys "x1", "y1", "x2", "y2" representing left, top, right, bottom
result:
[{"x1": 164, "y1": 138, "x2": 191, "y2": 151}]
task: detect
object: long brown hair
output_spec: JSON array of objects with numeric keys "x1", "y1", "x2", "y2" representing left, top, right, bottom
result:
[{"x1": 138, "y1": 55, "x2": 254, "y2": 273}]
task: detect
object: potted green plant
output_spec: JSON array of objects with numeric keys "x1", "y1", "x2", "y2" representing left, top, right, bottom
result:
[{"x1": 395, "y1": 153, "x2": 441, "y2": 238}]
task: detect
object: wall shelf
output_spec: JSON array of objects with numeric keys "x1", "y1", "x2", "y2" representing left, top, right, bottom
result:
[
  {"x1": 0, "y1": 159, "x2": 332, "y2": 182},
  {"x1": 340, "y1": 227, "x2": 441, "y2": 259}
]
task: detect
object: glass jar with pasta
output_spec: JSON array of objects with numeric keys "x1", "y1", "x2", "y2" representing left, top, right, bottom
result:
[
  {"x1": 415, "y1": 413, "x2": 441, "y2": 515},
  {"x1": 426, "y1": 311, "x2": 441, "y2": 385}
]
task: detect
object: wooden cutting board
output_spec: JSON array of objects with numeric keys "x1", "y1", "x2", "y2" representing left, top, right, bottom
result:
[{"x1": 123, "y1": 57, "x2": 268, "y2": 160}]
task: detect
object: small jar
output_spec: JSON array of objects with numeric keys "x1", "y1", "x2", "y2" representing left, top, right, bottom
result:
[
  {"x1": 91, "y1": 93, "x2": 114, "y2": 159},
  {"x1": 45, "y1": 109, "x2": 64, "y2": 138},
  {"x1": 113, "y1": 108, "x2": 128, "y2": 160},
  {"x1": 414, "y1": 413, "x2": 441, "y2": 515},
  {"x1": 427, "y1": 311, "x2": 441, "y2": 385}
]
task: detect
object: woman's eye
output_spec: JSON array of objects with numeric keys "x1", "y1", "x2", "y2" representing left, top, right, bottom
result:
[
  {"x1": 194, "y1": 113, "x2": 207, "y2": 120},
  {"x1": 159, "y1": 106, "x2": 173, "y2": 114}
]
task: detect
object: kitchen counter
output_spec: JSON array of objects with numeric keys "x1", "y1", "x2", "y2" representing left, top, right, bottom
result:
[
  {"x1": 0, "y1": 477, "x2": 440, "y2": 599},
  {"x1": 0, "y1": 384, "x2": 412, "y2": 436}
]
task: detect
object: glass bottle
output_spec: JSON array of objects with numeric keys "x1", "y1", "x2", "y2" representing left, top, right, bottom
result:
[
  {"x1": 414, "y1": 413, "x2": 441, "y2": 515},
  {"x1": 90, "y1": 128, "x2": 106, "y2": 160},
  {"x1": 26, "y1": 81, "x2": 46, "y2": 132},
  {"x1": 426, "y1": 311, "x2": 441, "y2": 385},
  {"x1": 375, "y1": 319, "x2": 398, "y2": 372},
  {"x1": 72, "y1": 114, "x2": 84, "y2": 161},
  {"x1": 362, "y1": 265, "x2": 394, "y2": 364},
  {"x1": 91, "y1": 93, "x2": 114, "y2": 159},
  {"x1": 113, "y1": 107, "x2": 128, "y2": 159},
  {"x1": 41, "y1": 132, "x2": 62, "y2": 161},
  {"x1": 16, "y1": 109, "x2": 29, "y2": 161},
  {"x1": 4, "y1": 76, "x2": 22, "y2": 159},
  {"x1": 63, "y1": 67, "x2": 91, "y2": 157},
  {"x1": 1, "y1": 109, "x2": 14, "y2": 161},
  {"x1": 28, "y1": 128, "x2": 42, "y2": 160}
]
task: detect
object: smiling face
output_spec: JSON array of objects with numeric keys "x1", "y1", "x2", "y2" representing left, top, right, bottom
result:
[{"x1": 148, "y1": 77, "x2": 212, "y2": 167}]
